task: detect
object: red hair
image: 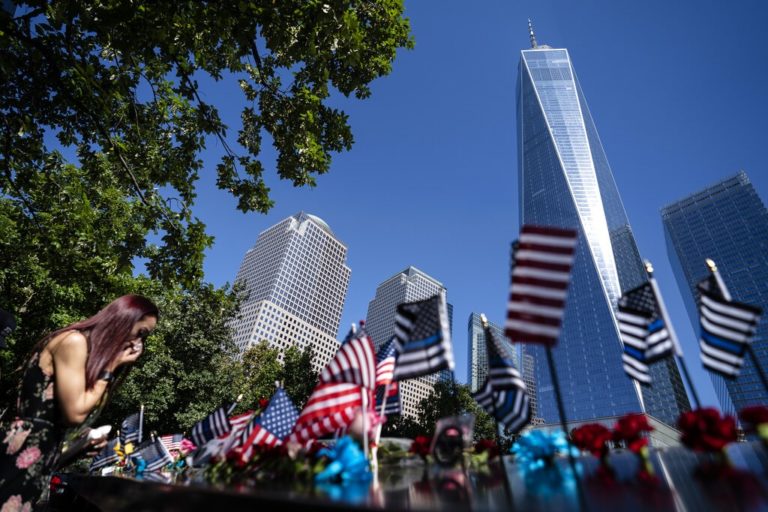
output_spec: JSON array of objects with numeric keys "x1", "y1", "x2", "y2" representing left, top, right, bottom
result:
[{"x1": 40, "y1": 295, "x2": 158, "y2": 389}]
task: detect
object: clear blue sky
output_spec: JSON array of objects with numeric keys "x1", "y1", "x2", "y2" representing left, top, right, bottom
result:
[{"x1": 189, "y1": 0, "x2": 768, "y2": 409}]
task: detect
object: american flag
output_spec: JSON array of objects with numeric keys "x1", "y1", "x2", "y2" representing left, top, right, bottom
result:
[
  {"x1": 89, "y1": 438, "x2": 121, "y2": 472},
  {"x1": 697, "y1": 275, "x2": 761, "y2": 378},
  {"x1": 119, "y1": 411, "x2": 143, "y2": 445},
  {"x1": 375, "y1": 381, "x2": 401, "y2": 416},
  {"x1": 320, "y1": 326, "x2": 376, "y2": 390},
  {"x1": 505, "y1": 226, "x2": 578, "y2": 345},
  {"x1": 472, "y1": 316, "x2": 530, "y2": 434},
  {"x1": 392, "y1": 294, "x2": 454, "y2": 381},
  {"x1": 617, "y1": 282, "x2": 674, "y2": 384},
  {"x1": 159, "y1": 434, "x2": 184, "y2": 454},
  {"x1": 240, "y1": 388, "x2": 299, "y2": 459},
  {"x1": 375, "y1": 337, "x2": 399, "y2": 387},
  {"x1": 190, "y1": 404, "x2": 233, "y2": 447},
  {"x1": 130, "y1": 438, "x2": 174, "y2": 472},
  {"x1": 288, "y1": 383, "x2": 364, "y2": 444},
  {"x1": 191, "y1": 411, "x2": 253, "y2": 465}
]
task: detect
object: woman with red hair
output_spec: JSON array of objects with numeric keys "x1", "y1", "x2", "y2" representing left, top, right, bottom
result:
[{"x1": 0, "y1": 295, "x2": 158, "y2": 508}]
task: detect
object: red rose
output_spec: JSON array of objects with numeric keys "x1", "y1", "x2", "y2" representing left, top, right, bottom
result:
[
  {"x1": 571, "y1": 424, "x2": 612, "y2": 458},
  {"x1": 612, "y1": 413, "x2": 653, "y2": 454},
  {"x1": 410, "y1": 435, "x2": 432, "y2": 459},
  {"x1": 739, "y1": 406, "x2": 768, "y2": 430},
  {"x1": 474, "y1": 439, "x2": 500, "y2": 459},
  {"x1": 677, "y1": 408, "x2": 737, "y2": 453},
  {"x1": 258, "y1": 397, "x2": 270, "y2": 409}
]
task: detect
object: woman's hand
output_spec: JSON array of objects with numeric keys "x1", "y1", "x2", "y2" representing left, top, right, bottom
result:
[{"x1": 107, "y1": 341, "x2": 144, "y2": 371}]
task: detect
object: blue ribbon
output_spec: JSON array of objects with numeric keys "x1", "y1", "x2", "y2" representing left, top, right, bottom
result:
[
  {"x1": 511, "y1": 430, "x2": 578, "y2": 472},
  {"x1": 315, "y1": 436, "x2": 372, "y2": 483}
]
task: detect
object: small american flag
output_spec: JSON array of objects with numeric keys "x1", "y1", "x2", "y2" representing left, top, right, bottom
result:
[
  {"x1": 392, "y1": 294, "x2": 454, "y2": 381},
  {"x1": 191, "y1": 411, "x2": 253, "y2": 465},
  {"x1": 375, "y1": 381, "x2": 401, "y2": 416},
  {"x1": 505, "y1": 226, "x2": 578, "y2": 345},
  {"x1": 190, "y1": 404, "x2": 232, "y2": 447},
  {"x1": 159, "y1": 434, "x2": 184, "y2": 454},
  {"x1": 697, "y1": 275, "x2": 761, "y2": 378},
  {"x1": 240, "y1": 388, "x2": 299, "y2": 459},
  {"x1": 320, "y1": 326, "x2": 377, "y2": 390},
  {"x1": 89, "y1": 438, "x2": 121, "y2": 472},
  {"x1": 130, "y1": 438, "x2": 174, "y2": 472},
  {"x1": 120, "y1": 412, "x2": 142, "y2": 445},
  {"x1": 375, "y1": 337, "x2": 399, "y2": 387},
  {"x1": 617, "y1": 282, "x2": 674, "y2": 384},
  {"x1": 288, "y1": 383, "x2": 364, "y2": 444},
  {"x1": 472, "y1": 315, "x2": 530, "y2": 434}
]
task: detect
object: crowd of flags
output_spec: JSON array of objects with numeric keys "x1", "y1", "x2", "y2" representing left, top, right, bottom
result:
[{"x1": 89, "y1": 223, "x2": 765, "y2": 476}]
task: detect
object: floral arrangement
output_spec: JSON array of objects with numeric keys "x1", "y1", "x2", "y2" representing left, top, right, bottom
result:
[
  {"x1": 571, "y1": 424, "x2": 611, "y2": 459},
  {"x1": 612, "y1": 413, "x2": 655, "y2": 482},
  {"x1": 677, "y1": 408, "x2": 737, "y2": 454},
  {"x1": 409, "y1": 435, "x2": 432, "y2": 461},
  {"x1": 571, "y1": 423, "x2": 612, "y2": 475}
]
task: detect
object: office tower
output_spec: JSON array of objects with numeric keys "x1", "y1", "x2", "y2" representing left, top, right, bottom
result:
[
  {"x1": 516, "y1": 29, "x2": 689, "y2": 425},
  {"x1": 366, "y1": 267, "x2": 453, "y2": 418},
  {"x1": 662, "y1": 171, "x2": 768, "y2": 415},
  {"x1": 231, "y1": 212, "x2": 351, "y2": 372}
]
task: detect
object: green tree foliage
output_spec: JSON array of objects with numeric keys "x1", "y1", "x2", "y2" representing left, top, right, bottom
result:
[
  {"x1": 381, "y1": 381, "x2": 499, "y2": 442},
  {"x1": 235, "y1": 341, "x2": 283, "y2": 412},
  {"x1": 416, "y1": 381, "x2": 497, "y2": 442},
  {"x1": 0, "y1": 0, "x2": 410, "y2": 425},
  {"x1": 0, "y1": 1, "x2": 413, "y2": 288},
  {"x1": 281, "y1": 344, "x2": 317, "y2": 409},
  {"x1": 219, "y1": 340, "x2": 318, "y2": 419}
]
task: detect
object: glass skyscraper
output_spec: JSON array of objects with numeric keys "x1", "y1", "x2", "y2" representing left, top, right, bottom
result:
[
  {"x1": 662, "y1": 171, "x2": 768, "y2": 415},
  {"x1": 517, "y1": 36, "x2": 689, "y2": 425}
]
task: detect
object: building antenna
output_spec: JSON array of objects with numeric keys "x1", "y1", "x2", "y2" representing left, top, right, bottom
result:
[{"x1": 528, "y1": 18, "x2": 538, "y2": 48}]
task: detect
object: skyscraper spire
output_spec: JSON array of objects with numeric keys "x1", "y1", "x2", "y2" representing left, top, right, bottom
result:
[{"x1": 528, "y1": 18, "x2": 538, "y2": 48}]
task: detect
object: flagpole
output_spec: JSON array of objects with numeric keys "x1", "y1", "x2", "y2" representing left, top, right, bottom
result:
[
  {"x1": 138, "y1": 404, "x2": 144, "y2": 444},
  {"x1": 706, "y1": 259, "x2": 768, "y2": 394},
  {"x1": 362, "y1": 388, "x2": 369, "y2": 459},
  {"x1": 545, "y1": 346, "x2": 589, "y2": 512},
  {"x1": 644, "y1": 260, "x2": 701, "y2": 409}
]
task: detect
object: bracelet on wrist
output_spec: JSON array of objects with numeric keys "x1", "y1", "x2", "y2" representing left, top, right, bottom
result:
[{"x1": 98, "y1": 370, "x2": 115, "y2": 383}]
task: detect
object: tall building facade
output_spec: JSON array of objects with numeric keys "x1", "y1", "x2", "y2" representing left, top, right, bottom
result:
[
  {"x1": 366, "y1": 267, "x2": 452, "y2": 418},
  {"x1": 516, "y1": 35, "x2": 689, "y2": 426},
  {"x1": 231, "y1": 212, "x2": 351, "y2": 372},
  {"x1": 662, "y1": 171, "x2": 768, "y2": 415}
]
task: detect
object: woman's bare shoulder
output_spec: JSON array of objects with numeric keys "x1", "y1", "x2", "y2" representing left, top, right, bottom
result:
[{"x1": 47, "y1": 330, "x2": 88, "y2": 356}]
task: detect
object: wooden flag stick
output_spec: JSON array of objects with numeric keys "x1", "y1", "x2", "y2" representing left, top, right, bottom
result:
[
  {"x1": 645, "y1": 260, "x2": 701, "y2": 409},
  {"x1": 706, "y1": 259, "x2": 768, "y2": 395},
  {"x1": 545, "y1": 346, "x2": 589, "y2": 512}
]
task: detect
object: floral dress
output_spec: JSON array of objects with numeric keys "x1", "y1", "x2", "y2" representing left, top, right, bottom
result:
[{"x1": 0, "y1": 349, "x2": 86, "y2": 510}]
